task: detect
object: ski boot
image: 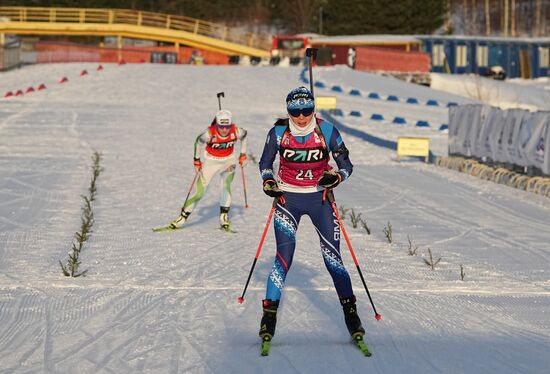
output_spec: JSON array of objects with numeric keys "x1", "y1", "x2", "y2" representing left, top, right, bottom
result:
[
  {"x1": 170, "y1": 210, "x2": 190, "y2": 229},
  {"x1": 259, "y1": 299, "x2": 279, "y2": 356},
  {"x1": 219, "y1": 206, "x2": 230, "y2": 230},
  {"x1": 341, "y1": 295, "x2": 371, "y2": 356},
  {"x1": 341, "y1": 295, "x2": 365, "y2": 337}
]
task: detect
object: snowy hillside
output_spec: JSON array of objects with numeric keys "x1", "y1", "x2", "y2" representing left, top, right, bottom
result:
[{"x1": 0, "y1": 64, "x2": 549, "y2": 373}]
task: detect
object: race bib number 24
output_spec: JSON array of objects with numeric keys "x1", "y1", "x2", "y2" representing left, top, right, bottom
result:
[{"x1": 296, "y1": 169, "x2": 314, "y2": 180}]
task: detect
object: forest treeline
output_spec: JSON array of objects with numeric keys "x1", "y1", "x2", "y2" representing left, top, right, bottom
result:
[{"x1": 2, "y1": 0, "x2": 547, "y2": 36}]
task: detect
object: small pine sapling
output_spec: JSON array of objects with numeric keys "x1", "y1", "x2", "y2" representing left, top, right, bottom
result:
[
  {"x1": 89, "y1": 151, "x2": 103, "y2": 201},
  {"x1": 60, "y1": 151, "x2": 103, "y2": 277},
  {"x1": 60, "y1": 196, "x2": 93, "y2": 277},
  {"x1": 339, "y1": 205, "x2": 349, "y2": 220},
  {"x1": 349, "y1": 209, "x2": 362, "y2": 228},
  {"x1": 360, "y1": 218, "x2": 371, "y2": 235},
  {"x1": 383, "y1": 221, "x2": 393, "y2": 243},
  {"x1": 407, "y1": 235, "x2": 418, "y2": 256},
  {"x1": 423, "y1": 248, "x2": 441, "y2": 271}
]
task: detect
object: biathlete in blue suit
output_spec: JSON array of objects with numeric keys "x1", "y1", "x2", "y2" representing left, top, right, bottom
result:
[{"x1": 257, "y1": 86, "x2": 365, "y2": 343}]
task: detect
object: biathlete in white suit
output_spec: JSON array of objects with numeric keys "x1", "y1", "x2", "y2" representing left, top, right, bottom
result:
[{"x1": 170, "y1": 110, "x2": 247, "y2": 230}]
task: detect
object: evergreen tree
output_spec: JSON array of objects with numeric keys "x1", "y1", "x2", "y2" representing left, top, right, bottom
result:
[
  {"x1": 323, "y1": 0, "x2": 447, "y2": 35},
  {"x1": 1, "y1": 0, "x2": 447, "y2": 35}
]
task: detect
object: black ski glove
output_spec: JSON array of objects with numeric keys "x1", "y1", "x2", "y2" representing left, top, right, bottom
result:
[
  {"x1": 317, "y1": 170, "x2": 342, "y2": 189},
  {"x1": 263, "y1": 179, "x2": 284, "y2": 197}
]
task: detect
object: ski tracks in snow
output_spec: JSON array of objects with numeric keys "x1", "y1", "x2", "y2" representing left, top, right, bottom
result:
[{"x1": 1, "y1": 64, "x2": 549, "y2": 373}]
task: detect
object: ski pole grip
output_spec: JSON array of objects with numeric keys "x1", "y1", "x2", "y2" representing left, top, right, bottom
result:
[
  {"x1": 216, "y1": 92, "x2": 224, "y2": 110},
  {"x1": 305, "y1": 48, "x2": 318, "y2": 96},
  {"x1": 325, "y1": 188, "x2": 335, "y2": 204},
  {"x1": 305, "y1": 48, "x2": 318, "y2": 59}
]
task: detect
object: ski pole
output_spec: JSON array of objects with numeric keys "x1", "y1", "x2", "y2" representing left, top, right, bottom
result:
[
  {"x1": 326, "y1": 190, "x2": 382, "y2": 320},
  {"x1": 240, "y1": 165, "x2": 249, "y2": 208},
  {"x1": 217, "y1": 92, "x2": 224, "y2": 110},
  {"x1": 237, "y1": 198, "x2": 279, "y2": 304},
  {"x1": 305, "y1": 48, "x2": 318, "y2": 97},
  {"x1": 182, "y1": 170, "x2": 200, "y2": 209}
]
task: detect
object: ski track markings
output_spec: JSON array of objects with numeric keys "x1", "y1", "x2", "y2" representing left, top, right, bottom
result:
[{"x1": 1, "y1": 64, "x2": 549, "y2": 373}]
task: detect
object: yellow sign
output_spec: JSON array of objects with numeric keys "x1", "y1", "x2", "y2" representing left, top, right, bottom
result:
[
  {"x1": 397, "y1": 137, "x2": 430, "y2": 163},
  {"x1": 315, "y1": 96, "x2": 337, "y2": 110}
]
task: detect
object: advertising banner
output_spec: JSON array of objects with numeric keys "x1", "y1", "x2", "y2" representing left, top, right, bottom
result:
[{"x1": 448, "y1": 105, "x2": 549, "y2": 175}]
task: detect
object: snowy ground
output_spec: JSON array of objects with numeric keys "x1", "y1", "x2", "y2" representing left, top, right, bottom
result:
[
  {"x1": 1, "y1": 64, "x2": 549, "y2": 373},
  {"x1": 430, "y1": 72, "x2": 550, "y2": 111}
]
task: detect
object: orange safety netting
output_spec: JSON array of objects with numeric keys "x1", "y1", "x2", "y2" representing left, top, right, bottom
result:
[
  {"x1": 36, "y1": 42, "x2": 229, "y2": 65},
  {"x1": 354, "y1": 47, "x2": 430, "y2": 73}
]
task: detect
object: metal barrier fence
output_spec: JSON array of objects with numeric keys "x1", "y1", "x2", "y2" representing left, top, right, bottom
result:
[
  {"x1": 0, "y1": 39, "x2": 20, "y2": 71},
  {"x1": 449, "y1": 104, "x2": 550, "y2": 176}
]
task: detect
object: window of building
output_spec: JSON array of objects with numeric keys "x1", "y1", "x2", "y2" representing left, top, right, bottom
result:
[
  {"x1": 456, "y1": 45, "x2": 468, "y2": 67},
  {"x1": 539, "y1": 47, "x2": 549, "y2": 68},
  {"x1": 432, "y1": 44, "x2": 445, "y2": 66},
  {"x1": 476, "y1": 45, "x2": 488, "y2": 67}
]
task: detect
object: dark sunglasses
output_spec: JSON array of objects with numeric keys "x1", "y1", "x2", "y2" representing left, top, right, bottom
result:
[
  {"x1": 288, "y1": 107, "x2": 314, "y2": 117},
  {"x1": 217, "y1": 124, "x2": 232, "y2": 129}
]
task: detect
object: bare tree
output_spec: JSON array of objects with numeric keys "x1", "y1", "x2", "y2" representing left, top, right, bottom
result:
[
  {"x1": 463, "y1": 0, "x2": 469, "y2": 33},
  {"x1": 535, "y1": 0, "x2": 542, "y2": 36},
  {"x1": 503, "y1": 0, "x2": 509, "y2": 37},
  {"x1": 537, "y1": 0, "x2": 550, "y2": 36},
  {"x1": 471, "y1": 0, "x2": 478, "y2": 34},
  {"x1": 485, "y1": 0, "x2": 491, "y2": 35},
  {"x1": 246, "y1": 0, "x2": 272, "y2": 32},
  {"x1": 278, "y1": 0, "x2": 320, "y2": 33},
  {"x1": 511, "y1": 0, "x2": 516, "y2": 36}
]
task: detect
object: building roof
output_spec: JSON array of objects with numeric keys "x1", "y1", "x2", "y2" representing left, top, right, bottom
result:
[
  {"x1": 415, "y1": 34, "x2": 550, "y2": 43},
  {"x1": 310, "y1": 34, "x2": 421, "y2": 46},
  {"x1": 308, "y1": 34, "x2": 550, "y2": 46}
]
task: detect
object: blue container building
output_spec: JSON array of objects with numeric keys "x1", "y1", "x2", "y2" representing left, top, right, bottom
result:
[{"x1": 417, "y1": 36, "x2": 549, "y2": 79}]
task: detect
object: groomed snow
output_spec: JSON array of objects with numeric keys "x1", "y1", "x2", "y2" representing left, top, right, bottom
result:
[{"x1": 0, "y1": 64, "x2": 549, "y2": 373}]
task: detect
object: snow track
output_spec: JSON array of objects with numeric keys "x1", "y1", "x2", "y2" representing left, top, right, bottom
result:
[{"x1": 0, "y1": 64, "x2": 549, "y2": 373}]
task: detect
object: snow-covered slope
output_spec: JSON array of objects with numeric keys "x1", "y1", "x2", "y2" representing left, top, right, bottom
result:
[
  {"x1": 431, "y1": 72, "x2": 550, "y2": 111},
  {"x1": 0, "y1": 64, "x2": 549, "y2": 373}
]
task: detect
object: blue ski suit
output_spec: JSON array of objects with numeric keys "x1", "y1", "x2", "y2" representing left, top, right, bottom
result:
[{"x1": 259, "y1": 117, "x2": 355, "y2": 301}]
